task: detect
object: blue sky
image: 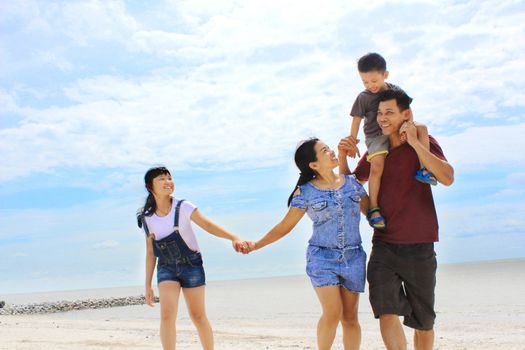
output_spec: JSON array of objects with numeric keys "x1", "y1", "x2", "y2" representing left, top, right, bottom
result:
[{"x1": 1, "y1": 0, "x2": 524, "y2": 294}]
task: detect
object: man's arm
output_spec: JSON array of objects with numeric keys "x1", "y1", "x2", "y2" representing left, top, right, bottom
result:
[{"x1": 401, "y1": 121, "x2": 454, "y2": 186}]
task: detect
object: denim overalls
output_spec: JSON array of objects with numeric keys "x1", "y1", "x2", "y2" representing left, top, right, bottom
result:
[
  {"x1": 141, "y1": 200, "x2": 205, "y2": 288},
  {"x1": 290, "y1": 174, "x2": 367, "y2": 292}
]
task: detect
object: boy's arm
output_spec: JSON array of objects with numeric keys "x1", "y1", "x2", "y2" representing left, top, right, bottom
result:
[{"x1": 346, "y1": 116, "x2": 362, "y2": 158}]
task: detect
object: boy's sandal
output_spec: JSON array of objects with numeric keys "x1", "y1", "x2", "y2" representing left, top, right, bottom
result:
[
  {"x1": 415, "y1": 168, "x2": 438, "y2": 186},
  {"x1": 367, "y1": 207, "x2": 386, "y2": 229}
]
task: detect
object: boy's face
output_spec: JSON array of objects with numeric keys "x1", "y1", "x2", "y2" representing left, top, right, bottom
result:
[{"x1": 359, "y1": 70, "x2": 389, "y2": 93}]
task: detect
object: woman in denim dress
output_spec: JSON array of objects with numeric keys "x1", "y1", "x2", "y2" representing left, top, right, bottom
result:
[
  {"x1": 247, "y1": 138, "x2": 369, "y2": 350},
  {"x1": 137, "y1": 166, "x2": 245, "y2": 350}
]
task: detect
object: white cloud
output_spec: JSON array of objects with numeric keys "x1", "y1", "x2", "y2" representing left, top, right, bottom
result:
[
  {"x1": 1, "y1": 1, "x2": 524, "y2": 181},
  {"x1": 437, "y1": 123, "x2": 525, "y2": 172},
  {"x1": 92, "y1": 240, "x2": 119, "y2": 249},
  {"x1": 57, "y1": 0, "x2": 139, "y2": 44}
]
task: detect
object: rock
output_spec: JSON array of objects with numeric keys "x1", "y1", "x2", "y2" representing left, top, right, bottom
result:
[{"x1": 0, "y1": 295, "x2": 153, "y2": 315}]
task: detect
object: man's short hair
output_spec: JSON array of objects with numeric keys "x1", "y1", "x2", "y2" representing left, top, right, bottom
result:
[
  {"x1": 378, "y1": 89, "x2": 413, "y2": 111},
  {"x1": 358, "y1": 53, "x2": 387, "y2": 73}
]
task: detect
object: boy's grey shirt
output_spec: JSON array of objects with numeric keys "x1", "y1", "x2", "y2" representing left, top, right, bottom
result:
[{"x1": 350, "y1": 82, "x2": 403, "y2": 140}]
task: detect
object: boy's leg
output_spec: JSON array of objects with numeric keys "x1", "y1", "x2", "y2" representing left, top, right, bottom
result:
[
  {"x1": 368, "y1": 154, "x2": 386, "y2": 226},
  {"x1": 415, "y1": 124, "x2": 430, "y2": 170},
  {"x1": 414, "y1": 123, "x2": 437, "y2": 184}
]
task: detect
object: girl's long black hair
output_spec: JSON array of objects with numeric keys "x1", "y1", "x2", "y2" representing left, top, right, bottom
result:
[
  {"x1": 137, "y1": 166, "x2": 171, "y2": 228},
  {"x1": 287, "y1": 138, "x2": 319, "y2": 206}
]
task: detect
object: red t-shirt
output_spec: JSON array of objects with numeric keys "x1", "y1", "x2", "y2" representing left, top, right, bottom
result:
[{"x1": 353, "y1": 136, "x2": 447, "y2": 244}]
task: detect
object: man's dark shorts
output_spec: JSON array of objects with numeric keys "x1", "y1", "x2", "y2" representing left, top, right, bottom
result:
[{"x1": 367, "y1": 241, "x2": 437, "y2": 330}]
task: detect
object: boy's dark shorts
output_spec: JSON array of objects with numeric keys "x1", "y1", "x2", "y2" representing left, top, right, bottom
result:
[{"x1": 367, "y1": 241, "x2": 437, "y2": 331}]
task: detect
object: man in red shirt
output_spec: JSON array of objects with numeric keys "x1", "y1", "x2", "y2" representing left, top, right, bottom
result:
[{"x1": 340, "y1": 89, "x2": 454, "y2": 350}]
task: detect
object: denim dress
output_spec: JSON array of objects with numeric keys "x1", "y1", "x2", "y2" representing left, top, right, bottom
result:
[{"x1": 290, "y1": 174, "x2": 367, "y2": 292}]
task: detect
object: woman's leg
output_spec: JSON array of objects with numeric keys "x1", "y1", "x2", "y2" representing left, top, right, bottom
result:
[
  {"x1": 315, "y1": 285, "x2": 344, "y2": 350},
  {"x1": 340, "y1": 288, "x2": 361, "y2": 350},
  {"x1": 158, "y1": 281, "x2": 182, "y2": 350},
  {"x1": 183, "y1": 286, "x2": 214, "y2": 350}
]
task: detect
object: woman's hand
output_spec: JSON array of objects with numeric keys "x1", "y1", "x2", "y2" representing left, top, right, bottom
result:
[
  {"x1": 338, "y1": 136, "x2": 360, "y2": 158},
  {"x1": 237, "y1": 240, "x2": 256, "y2": 254},
  {"x1": 145, "y1": 286, "x2": 155, "y2": 307}
]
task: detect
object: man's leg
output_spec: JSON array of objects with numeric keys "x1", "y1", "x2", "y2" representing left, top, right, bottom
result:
[
  {"x1": 379, "y1": 314, "x2": 407, "y2": 350},
  {"x1": 414, "y1": 329, "x2": 434, "y2": 350}
]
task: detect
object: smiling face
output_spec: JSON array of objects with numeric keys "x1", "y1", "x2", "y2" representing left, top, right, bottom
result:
[
  {"x1": 150, "y1": 173, "x2": 175, "y2": 197},
  {"x1": 359, "y1": 70, "x2": 389, "y2": 94},
  {"x1": 377, "y1": 98, "x2": 411, "y2": 136},
  {"x1": 309, "y1": 141, "x2": 338, "y2": 172}
]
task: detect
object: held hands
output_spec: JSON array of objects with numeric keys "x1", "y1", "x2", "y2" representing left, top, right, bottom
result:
[
  {"x1": 338, "y1": 136, "x2": 360, "y2": 158},
  {"x1": 235, "y1": 240, "x2": 256, "y2": 254},
  {"x1": 232, "y1": 238, "x2": 256, "y2": 254}
]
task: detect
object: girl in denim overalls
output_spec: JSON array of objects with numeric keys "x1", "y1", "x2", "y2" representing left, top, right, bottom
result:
[
  {"x1": 247, "y1": 138, "x2": 369, "y2": 350},
  {"x1": 137, "y1": 166, "x2": 245, "y2": 350}
]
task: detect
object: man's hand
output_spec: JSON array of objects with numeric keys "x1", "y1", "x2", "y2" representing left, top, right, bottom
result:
[{"x1": 399, "y1": 121, "x2": 418, "y2": 146}]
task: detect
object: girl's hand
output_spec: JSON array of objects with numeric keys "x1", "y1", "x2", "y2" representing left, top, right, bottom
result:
[
  {"x1": 145, "y1": 286, "x2": 155, "y2": 307},
  {"x1": 232, "y1": 238, "x2": 245, "y2": 252}
]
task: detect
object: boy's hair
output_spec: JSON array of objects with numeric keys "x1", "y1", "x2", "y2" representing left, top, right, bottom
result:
[
  {"x1": 378, "y1": 89, "x2": 413, "y2": 111},
  {"x1": 357, "y1": 53, "x2": 387, "y2": 73}
]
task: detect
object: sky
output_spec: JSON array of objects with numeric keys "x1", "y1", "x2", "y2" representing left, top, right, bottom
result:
[{"x1": 1, "y1": 0, "x2": 524, "y2": 294}]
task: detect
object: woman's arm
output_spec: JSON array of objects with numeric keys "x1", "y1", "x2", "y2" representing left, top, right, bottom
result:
[
  {"x1": 191, "y1": 208, "x2": 244, "y2": 251},
  {"x1": 252, "y1": 207, "x2": 306, "y2": 251},
  {"x1": 359, "y1": 195, "x2": 370, "y2": 216},
  {"x1": 338, "y1": 137, "x2": 356, "y2": 176},
  {"x1": 145, "y1": 236, "x2": 156, "y2": 307}
]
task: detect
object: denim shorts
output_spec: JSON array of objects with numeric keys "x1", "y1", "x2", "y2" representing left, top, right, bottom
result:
[
  {"x1": 306, "y1": 245, "x2": 366, "y2": 292},
  {"x1": 367, "y1": 241, "x2": 437, "y2": 330},
  {"x1": 157, "y1": 252, "x2": 206, "y2": 288}
]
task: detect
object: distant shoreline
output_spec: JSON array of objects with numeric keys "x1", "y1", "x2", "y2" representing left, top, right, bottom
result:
[{"x1": 1, "y1": 258, "x2": 523, "y2": 305}]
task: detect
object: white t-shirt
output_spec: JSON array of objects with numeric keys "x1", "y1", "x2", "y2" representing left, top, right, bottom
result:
[{"x1": 143, "y1": 198, "x2": 200, "y2": 252}]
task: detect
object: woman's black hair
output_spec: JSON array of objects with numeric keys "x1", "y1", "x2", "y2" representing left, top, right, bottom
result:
[
  {"x1": 287, "y1": 138, "x2": 319, "y2": 207},
  {"x1": 137, "y1": 166, "x2": 171, "y2": 228}
]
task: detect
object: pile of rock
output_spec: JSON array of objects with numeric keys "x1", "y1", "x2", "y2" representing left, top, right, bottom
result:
[{"x1": 0, "y1": 295, "x2": 159, "y2": 315}]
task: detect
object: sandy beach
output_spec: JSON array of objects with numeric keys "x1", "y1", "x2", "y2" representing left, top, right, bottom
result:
[{"x1": 1, "y1": 259, "x2": 524, "y2": 349}]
